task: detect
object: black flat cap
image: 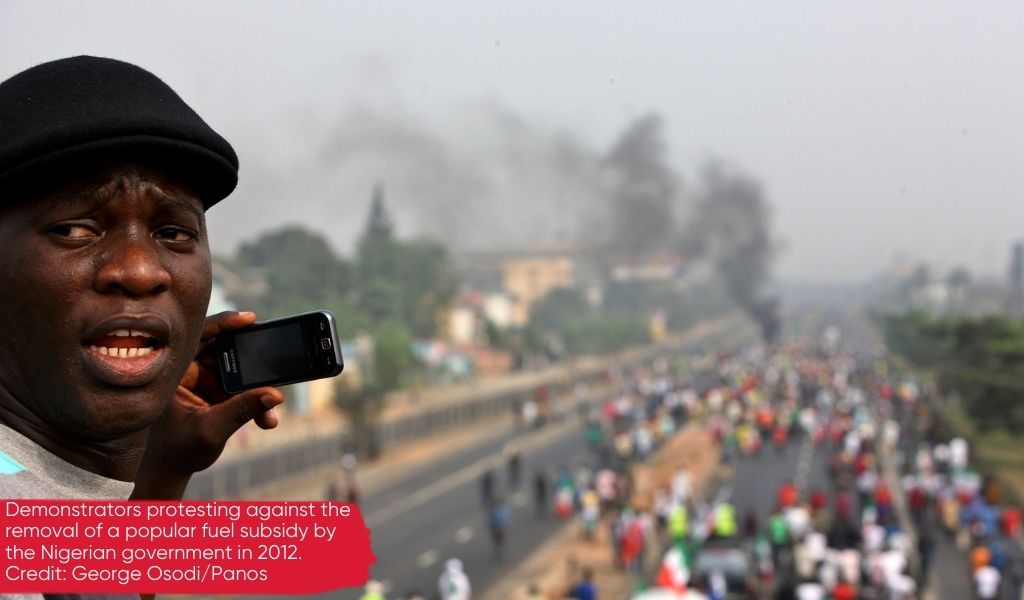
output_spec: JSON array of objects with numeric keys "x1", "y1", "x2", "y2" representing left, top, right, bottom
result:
[{"x1": 0, "y1": 56, "x2": 238, "y2": 209}]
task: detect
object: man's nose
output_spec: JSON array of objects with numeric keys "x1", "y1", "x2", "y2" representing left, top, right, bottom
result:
[{"x1": 94, "y1": 233, "x2": 172, "y2": 297}]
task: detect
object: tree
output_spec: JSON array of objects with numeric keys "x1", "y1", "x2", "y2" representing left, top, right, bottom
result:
[
  {"x1": 947, "y1": 267, "x2": 971, "y2": 288},
  {"x1": 230, "y1": 225, "x2": 356, "y2": 328},
  {"x1": 355, "y1": 185, "x2": 460, "y2": 336},
  {"x1": 371, "y1": 321, "x2": 415, "y2": 394},
  {"x1": 356, "y1": 185, "x2": 404, "y2": 324},
  {"x1": 398, "y1": 240, "x2": 459, "y2": 337},
  {"x1": 885, "y1": 312, "x2": 1024, "y2": 432},
  {"x1": 334, "y1": 321, "x2": 415, "y2": 459},
  {"x1": 530, "y1": 287, "x2": 589, "y2": 331},
  {"x1": 909, "y1": 264, "x2": 931, "y2": 288},
  {"x1": 562, "y1": 315, "x2": 649, "y2": 355}
]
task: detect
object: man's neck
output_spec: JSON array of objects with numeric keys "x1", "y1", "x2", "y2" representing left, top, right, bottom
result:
[{"x1": 0, "y1": 395, "x2": 145, "y2": 482}]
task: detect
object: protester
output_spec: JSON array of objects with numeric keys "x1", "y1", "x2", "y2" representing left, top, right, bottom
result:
[
  {"x1": 360, "y1": 580, "x2": 385, "y2": 600},
  {"x1": 974, "y1": 563, "x2": 1001, "y2": 600},
  {"x1": 438, "y1": 558, "x2": 471, "y2": 600},
  {"x1": 568, "y1": 567, "x2": 596, "y2": 600},
  {"x1": 488, "y1": 495, "x2": 511, "y2": 559},
  {"x1": 0, "y1": 56, "x2": 285, "y2": 504}
]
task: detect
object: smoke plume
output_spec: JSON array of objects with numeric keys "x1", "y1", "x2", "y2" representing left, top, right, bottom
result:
[
  {"x1": 602, "y1": 114, "x2": 680, "y2": 258},
  {"x1": 311, "y1": 103, "x2": 608, "y2": 253},
  {"x1": 679, "y1": 164, "x2": 780, "y2": 342},
  {"x1": 225, "y1": 102, "x2": 780, "y2": 340},
  {"x1": 596, "y1": 115, "x2": 780, "y2": 341}
]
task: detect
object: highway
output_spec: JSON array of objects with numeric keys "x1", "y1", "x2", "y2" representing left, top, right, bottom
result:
[
  {"x1": 349, "y1": 418, "x2": 595, "y2": 599},
  {"x1": 227, "y1": 321, "x2": 758, "y2": 599},
  {"x1": 336, "y1": 309, "x2": 980, "y2": 600},
  {"x1": 727, "y1": 432, "x2": 831, "y2": 525},
  {"x1": 251, "y1": 413, "x2": 601, "y2": 600}
]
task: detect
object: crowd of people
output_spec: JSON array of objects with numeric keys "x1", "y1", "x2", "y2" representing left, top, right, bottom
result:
[
  {"x1": 630, "y1": 340, "x2": 927, "y2": 599},
  {"x1": 889, "y1": 382, "x2": 1024, "y2": 600},
  {"x1": 510, "y1": 338, "x2": 937, "y2": 599},
  {"x1": 359, "y1": 331, "x2": 1024, "y2": 600}
]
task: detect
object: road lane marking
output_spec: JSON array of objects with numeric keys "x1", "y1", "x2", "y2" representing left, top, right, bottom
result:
[
  {"x1": 365, "y1": 454, "x2": 500, "y2": 527},
  {"x1": 417, "y1": 549, "x2": 439, "y2": 569},
  {"x1": 361, "y1": 322, "x2": 744, "y2": 528},
  {"x1": 794, "y1": 437, "x2": 813, "y2": 491},
  {"x1": 365, "y1": 418, "x2": 580, "y2": 527},
  {"x1": 455, "y1": 526, "x2": 474, "y2": 543}
]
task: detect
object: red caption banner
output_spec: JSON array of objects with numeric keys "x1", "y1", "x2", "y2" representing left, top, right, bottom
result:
[{"x1": 0, "y1": 500, "x2": 375, "y2": 594}]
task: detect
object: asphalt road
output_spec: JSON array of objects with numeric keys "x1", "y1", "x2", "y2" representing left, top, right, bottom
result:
[
  {"x1": 271, "y1": 415, "x2": 598, "y2": 600},
  {"x1": 222, "y1": 319, "x2": 761, "y2": 599},
  {"x1": 726, "y1": 432, "x2": 831, "y2": 524},
  {"x1": 301, "y1": 320, "x2": 758, "y2": 599},
  {"x1": 348, "y1": 409, "x2": 835, "y2": 600}
]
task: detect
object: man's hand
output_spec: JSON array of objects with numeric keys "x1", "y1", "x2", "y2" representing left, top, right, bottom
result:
[{"x1": 132, "y1": 311, "x2": 286, "y2": 499}]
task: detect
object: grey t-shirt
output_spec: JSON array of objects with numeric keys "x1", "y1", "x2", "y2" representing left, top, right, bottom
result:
[
  {"x1": 0, "y1": 422, "x2": 136, "y2": 600},
  {"x1": 0, "y1": 422, "x2": 135, "y2": 500}
]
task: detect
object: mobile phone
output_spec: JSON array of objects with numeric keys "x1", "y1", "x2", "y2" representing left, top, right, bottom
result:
[{"x1": 215, "y1": 310, "x2": 344, "y2": 393}]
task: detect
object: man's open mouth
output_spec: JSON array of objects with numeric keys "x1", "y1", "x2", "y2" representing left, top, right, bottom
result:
[
  {"x1": 86, "y1": 328, "x2": 162, "y2": 358},
  {"x1": 81, "y1": 318, "x2": 173, "y2": 387}
]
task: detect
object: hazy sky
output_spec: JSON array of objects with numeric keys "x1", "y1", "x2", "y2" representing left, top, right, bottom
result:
[{"x1": 2, "y1": 1, "x2": 1022, "y2": 284}]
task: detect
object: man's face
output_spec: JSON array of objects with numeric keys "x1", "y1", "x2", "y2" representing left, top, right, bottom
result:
[{"x1": 0, "y1": 164, "x2": 212, "y2": 440}]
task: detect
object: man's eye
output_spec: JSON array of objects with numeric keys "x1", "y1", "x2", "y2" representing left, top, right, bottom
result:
[
  {"x1": 50, "y1": 223, "x2": 99, "y2": 239},
  {"x1": 155, "y1": 227, "x2": 197, "y2": 242}
]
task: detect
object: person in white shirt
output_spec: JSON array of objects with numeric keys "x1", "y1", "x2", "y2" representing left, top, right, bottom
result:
[
  {"x1": 794, "y1": 581, "x2": 826, "y2": 600},
  {"x1": 950, "y1": 437, "x2": 970, "y2": 471},
  {"x1": 439, "y1": 558, "x2": 471, "y2": 600},
  {"x1": 974, "y1": 564, "x2": 1001, "y2": 600}
]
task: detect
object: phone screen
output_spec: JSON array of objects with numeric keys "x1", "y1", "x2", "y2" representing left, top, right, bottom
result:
[{"x1": 233, "y1": 323, "x2": 313, "y2": 386}]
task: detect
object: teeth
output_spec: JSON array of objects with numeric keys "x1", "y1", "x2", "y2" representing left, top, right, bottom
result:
[
  {"x1": 88, "y1": 346, "x2": 154, "y2": 358},
  {"x1": 105, "y1": 329, "x2": 154, "y2": 339}
]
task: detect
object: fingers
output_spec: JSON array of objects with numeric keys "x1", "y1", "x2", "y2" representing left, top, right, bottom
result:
[
  {"x1": 206, "y1": 387, "x2": 285, "y2": 441},
  {"x1": 254, "y1": 405, "x2": 280, "y2": 430},
  {"x1": 251, "y1": 389, "x2": 285, "y2": 430},
  {"x1": 200, "y1": 310, "x2": 257, "y2": 343}
]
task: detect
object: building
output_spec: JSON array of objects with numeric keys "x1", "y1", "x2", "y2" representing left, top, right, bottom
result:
[{"x1": 502, "y1": 255, "x2": 575, "y2": 325}]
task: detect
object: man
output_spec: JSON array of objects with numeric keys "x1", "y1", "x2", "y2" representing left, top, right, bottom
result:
[
  {"x1": 567, "y1": 567, "x2": 596, "y2": 600},
  {"x1": 0, "y1": 55, "x2": 285, "y2": 503},
  {"x1": 437, "y1": 558, "x2": 471, "y2": 600}
]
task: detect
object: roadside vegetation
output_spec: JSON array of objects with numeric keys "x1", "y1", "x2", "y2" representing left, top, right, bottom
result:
[{"x1": 881, "y1": 311, "x2": 1024, "y2": 499}]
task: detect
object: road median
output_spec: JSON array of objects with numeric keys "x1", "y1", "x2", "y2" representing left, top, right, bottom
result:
[{"x1": 480, "y1": 424, "x2": 722, "y2": 600}]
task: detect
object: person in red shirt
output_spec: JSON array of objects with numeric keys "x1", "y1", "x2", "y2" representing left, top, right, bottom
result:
[
  {"x1": 773, "y1": 425, "x2": 788, "y2": 448},
  {"x1": 1002, "y1": 507, "x2": 1022, "y2": 537},
  {"x1": 810, "y1": 489, "x2": 828, "y2": 513},
  {"x1": 779, "y1": 482, "x2": 799, "y2": 508},
  {"x1": 853, "y1": 452, "x2": 869, "y2": 475},
  {"x1": 830, "y1": 422, "x2": 845, "y2": 446},
  {"x1": 835, "y1": 490, "x2": 853, "y2": 521},
  {"x1": 908, "y1": 485, "x2": 927, "y2": 511},
  {"x1": 833, "y1": 580, "x2": 856, "y2": 600}
]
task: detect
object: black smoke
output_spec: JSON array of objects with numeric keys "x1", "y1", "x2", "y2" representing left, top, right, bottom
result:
[
  {"x1": 597, "y1": 115, "x2": 780, "y2": 342},
  {"x1": 602, "y1": 114, "x2": 679, "y2": 259},
  {"x1": 246, "y1": 102, "x2": 781, "y2": 340},
  {"x1": 679, "y1": 164, "x2": 780, "y2": 342}
]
